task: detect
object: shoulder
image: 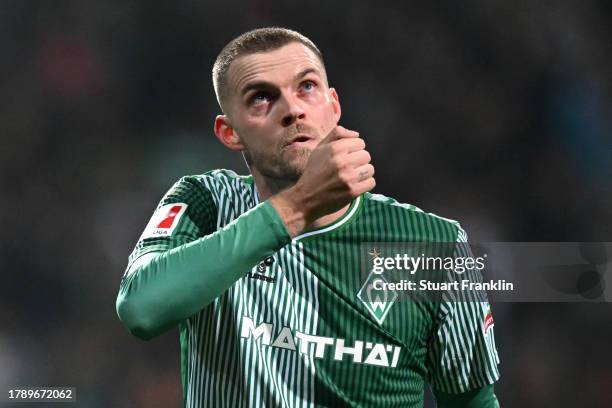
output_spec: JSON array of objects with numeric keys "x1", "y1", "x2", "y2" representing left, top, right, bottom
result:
[
  {"x1": 363, "y1": 192, "x2": 467, "y2": 241},
  {"x1": 169, "y1": 169, "x2": 253, "y2": 196},
  {"x1": 170, "y1": 170, "x2": 258, "y2": 221},
  {"x1": 200, "y1": 168, "x2": 252, "y2": 184},
  {"x1": 196, "y1": 169, "x2": 254, "y2": 193},
  {"x1": 155, "y1": 169, "x2": 254, "y2": 229}
]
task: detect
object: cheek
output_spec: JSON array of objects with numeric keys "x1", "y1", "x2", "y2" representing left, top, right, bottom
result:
[
  {"x1": 313, "y1": 92, "x2": 334, "y2": 115},
  {"x1": 239, "y1": 122, "x2": 280, "y2": 151},
  {"x1": 249, "y1": 105, "x2": 271, "y2": 118},
  {"x1": 244, "y1": 108, "x2": 278, "y2": 129},
  {"x1": 239, "y1": 115, "x2": 268, "y2": 134},
  {"x1": 320, "y1": 101, "x2": 337, "y2": 126}
]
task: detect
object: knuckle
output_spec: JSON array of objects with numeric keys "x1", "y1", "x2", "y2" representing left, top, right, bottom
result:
[
  {"x1": 350, "y1": 139, "x2": 364, "y2": 150},
  {"x1": 340, "y1": 140, "x2": 351, "y2": 151},
  {"x1": 328, "y1": 143, "x2": 340, "y2": 155},
  {"x1": 338, "y1": 169, "x2": 352, "y2": 184},
  {"x1": 332, "y1": 155, "x2": 346, "y2": 169}
]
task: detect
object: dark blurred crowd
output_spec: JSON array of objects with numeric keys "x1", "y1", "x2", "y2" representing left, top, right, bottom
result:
[{"x1": 1, "y1": 1, "x2": 611, "y2": 407}]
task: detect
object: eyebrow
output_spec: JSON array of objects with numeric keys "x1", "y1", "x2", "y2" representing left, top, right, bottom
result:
[{"x1": 240, "y1": 67, "x2": 321, "y2": 97}]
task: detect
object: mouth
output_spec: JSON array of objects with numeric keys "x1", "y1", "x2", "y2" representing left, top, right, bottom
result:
[{"x1": 285, "y1": 134, "x2": 314, "y2": 147}]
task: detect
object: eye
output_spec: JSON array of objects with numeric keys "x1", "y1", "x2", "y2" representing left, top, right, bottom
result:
[
  {"x1": 301, "y1": 80, "x2": 316, "y2": 92},
  {"x1": 250, "y1": 92, "x2": 271, "y2": 106}
]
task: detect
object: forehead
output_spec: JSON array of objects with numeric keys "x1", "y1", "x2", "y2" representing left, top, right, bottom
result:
[{"x1": 227, "y1": 42, "x2": 325, "y2": 95}]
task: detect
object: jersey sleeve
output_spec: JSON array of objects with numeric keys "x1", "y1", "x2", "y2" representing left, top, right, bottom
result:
[
  {"x1": 426, "y1": 225, "x2": 500, "y2": 395},
  {"x1": 116, "y1": 174, "x2": 291, "y2": 340},
  {"x1": 125, "y1": 175, "x2": 217, "y2": 273}
]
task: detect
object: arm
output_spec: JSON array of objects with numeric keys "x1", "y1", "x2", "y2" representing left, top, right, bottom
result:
[
  {"x1": 434, "y1": 384, "x2": 499, "y2": 408},
  {"x1": 426, "y1": 225, "x2": 501, "y2": 405},
  {"x1": 116, "y1": 198, "x2": 291, "y2": 340}
]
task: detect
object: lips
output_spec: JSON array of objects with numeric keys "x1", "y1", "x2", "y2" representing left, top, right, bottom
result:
[{"x1": 285, "y1": 134, "x2": 313, "y2": 147}]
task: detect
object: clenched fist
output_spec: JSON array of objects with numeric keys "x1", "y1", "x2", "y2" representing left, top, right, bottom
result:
[{"x1": 271, "y1": 126, "x2": 375, "y2": 236}]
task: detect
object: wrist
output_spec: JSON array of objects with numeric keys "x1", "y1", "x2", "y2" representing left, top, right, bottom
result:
[{"x1": 269, "y1": 185, "x2": 314, "y2": 237}]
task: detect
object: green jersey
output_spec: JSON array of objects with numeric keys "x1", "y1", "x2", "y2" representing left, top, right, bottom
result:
[{"x1": 122, "y1": 169, "x2": 499, "y2": 407}]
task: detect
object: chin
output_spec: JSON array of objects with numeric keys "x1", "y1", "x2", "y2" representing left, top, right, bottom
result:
[
  {"x1": 281, "y1": 147, "x2": 310, "y2": 167},
  {"x1": 279, "y1": 164, "x2": 306, "y2": 181}
]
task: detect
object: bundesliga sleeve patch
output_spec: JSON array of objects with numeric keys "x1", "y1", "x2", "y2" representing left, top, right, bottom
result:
[
  {"x1": 140, "y1": 203, "x2": 188, "y2": 239},
  {"x1": 482, "y1": 302, "x2": 495, "y2": 335}
]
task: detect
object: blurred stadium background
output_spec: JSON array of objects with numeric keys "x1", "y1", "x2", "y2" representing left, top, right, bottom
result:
[{"x1": 1, "y1": 1, "x2": 611, "y2": 406}]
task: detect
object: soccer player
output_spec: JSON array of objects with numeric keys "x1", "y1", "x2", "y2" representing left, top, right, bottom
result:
[{"x1": 116, "y1": 27, "x2": 500, "y2": 407}]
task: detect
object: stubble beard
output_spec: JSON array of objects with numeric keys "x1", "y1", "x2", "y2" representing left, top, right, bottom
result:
[
  {"x1": 244, "y1": 144, "x2": 311, "y2": 182},
  {"x1": 244, "y1": 124, "x2": 319, "y2": 182}
]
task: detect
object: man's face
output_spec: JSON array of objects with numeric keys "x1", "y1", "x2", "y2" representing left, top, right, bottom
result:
[{"x1": 220, "y1": 42, "x2": 341, "y2": 181}]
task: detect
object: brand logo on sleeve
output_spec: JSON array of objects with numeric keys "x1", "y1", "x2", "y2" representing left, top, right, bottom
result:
[
  {"x1": 247, "y1": 256, "x2": 276, "y2": 283},
  {"x1": 482, "y1": 303, "x2": 494, "y2": 334},
  {"x1": 140, "y1": 203, "x2": 188, "y2": 239},
  {"x1": 484, "y1": 311, "x2": 494, "y2": 334}
]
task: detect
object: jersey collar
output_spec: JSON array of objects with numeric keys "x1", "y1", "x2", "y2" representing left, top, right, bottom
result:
[
  {"x1": 293, "y1": 195, "x2": 362, "y2": 242},
  {"x1": 249, "y1": 175, "x2": 363, "y2": 241}
]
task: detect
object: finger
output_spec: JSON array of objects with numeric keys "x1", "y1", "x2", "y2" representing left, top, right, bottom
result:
[
  {"x1": 351, "y1": 177, "x2": 376, "y2": 196},
  {"x1": 321, "y1": 125, "x2": 359, "y2": 144},
  {"x1": 354, "y1": 164, "x2": 375, "y2": 182},
  {"x1": 347, "y1": 150, "x2": 371, "y2": 166},
  {"x1": 330, "y1": 137, "x2": 365, "y2": 154}
]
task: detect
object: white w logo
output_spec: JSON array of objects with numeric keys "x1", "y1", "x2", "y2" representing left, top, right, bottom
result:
[
  {"x1": 358, "y1": 275, "x2": 397, "y2": 325},
  {"x1": 367, "y1": 283, "x2": 388, "y2": 312}
]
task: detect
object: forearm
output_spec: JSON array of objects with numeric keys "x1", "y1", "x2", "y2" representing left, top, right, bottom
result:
[{"x1": 116, "y1": 201, "x2": 291, "y2": 340}]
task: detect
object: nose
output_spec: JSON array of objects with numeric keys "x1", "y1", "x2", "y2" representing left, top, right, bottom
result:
[{"x1": 280, "y1": 92, "x2": 305, "y2": 127}]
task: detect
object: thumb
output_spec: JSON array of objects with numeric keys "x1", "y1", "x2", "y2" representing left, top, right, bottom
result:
[{"x1": 320, "y1": 125, "x2": 359, "y2": 145}]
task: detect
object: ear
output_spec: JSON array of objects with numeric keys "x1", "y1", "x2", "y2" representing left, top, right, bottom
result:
[
  {"x1": 214, "y1": 115, "x2": 244, "y2": 151},
  {"x1": 328, "y1": 87, "x2": 341, "y2": 123}
]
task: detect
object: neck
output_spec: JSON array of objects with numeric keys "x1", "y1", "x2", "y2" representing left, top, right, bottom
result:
[
  {"x1": 251, "y1": 170, "x2": 294, "y2": 201},
  {"x1": 251, "y1": 167, "x2": 351, "y2": 229}
]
